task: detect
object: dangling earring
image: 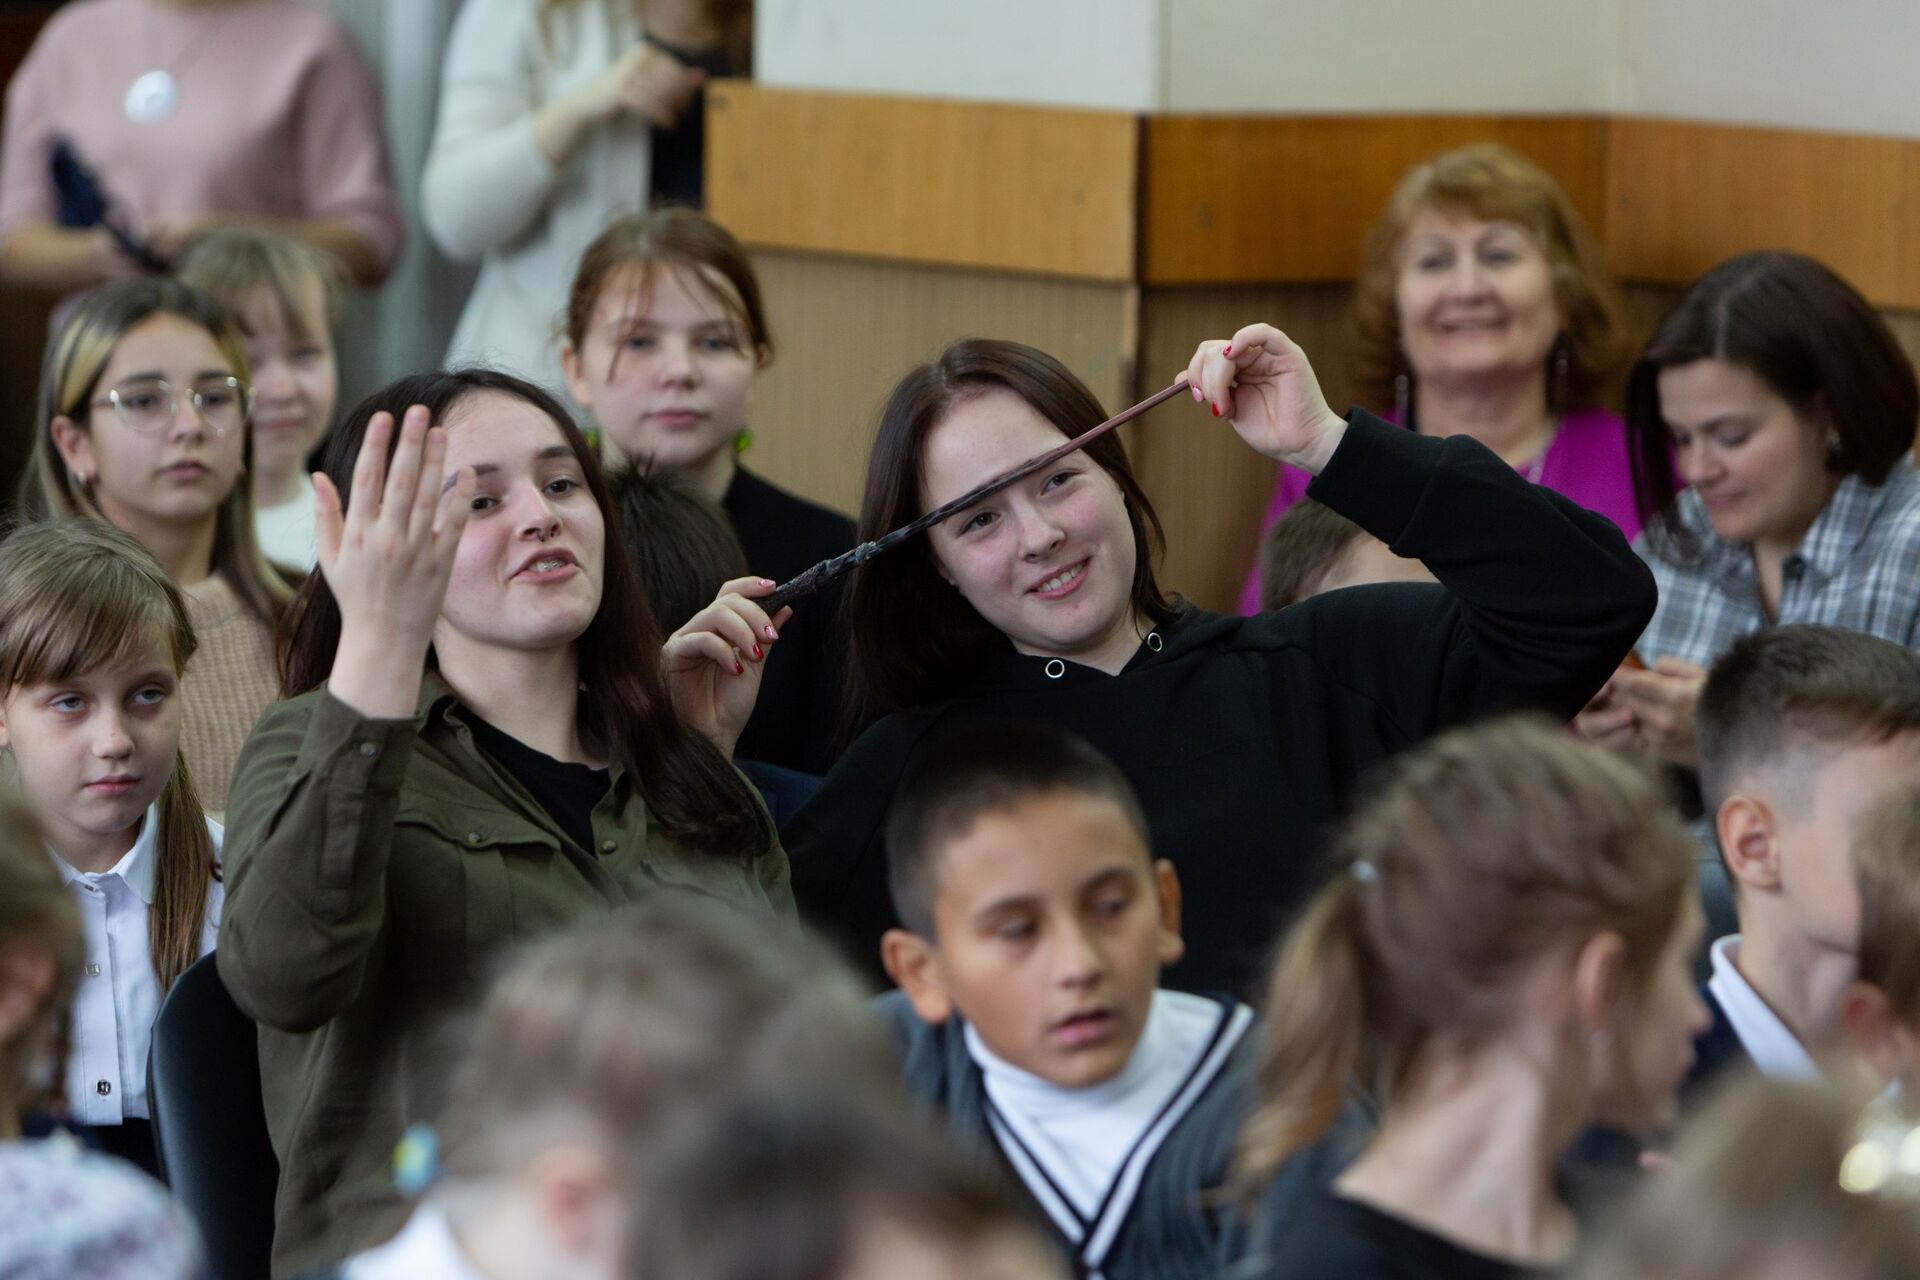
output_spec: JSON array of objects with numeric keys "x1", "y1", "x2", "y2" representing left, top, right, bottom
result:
[
  {"x1": 1828, "y1": 427, "x2": 1844, "y2": 464},
  {"x1": 733, "y1": 428, "x2": 753, "y2": 456},
  {"x1": 1393, "y1": 372, "x2": 1411, "y2": 426}
]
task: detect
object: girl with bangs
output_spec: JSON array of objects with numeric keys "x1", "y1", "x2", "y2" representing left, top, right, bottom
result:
[
  {"x1": 0, "y1": 519, "x2": 221, "y2": 1178},
  {"x1": 25, "y1": 277, "x2": 295, "y2": 815},
  {"x1": 561, "y1": 207, "x2": 856, "y2": 773},
  {"x1": 175, "y1": 228, "x2": 349, "y2": 571}
]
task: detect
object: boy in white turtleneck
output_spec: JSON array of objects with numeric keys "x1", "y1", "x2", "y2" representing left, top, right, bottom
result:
[{"x1": 878, "y1": 722, "x2": 1256, "y2": 1280}]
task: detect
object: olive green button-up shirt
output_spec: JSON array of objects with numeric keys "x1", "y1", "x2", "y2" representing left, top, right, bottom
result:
[{"x1": 217, "y1": 677, "x2": 792, "y2": 1277}]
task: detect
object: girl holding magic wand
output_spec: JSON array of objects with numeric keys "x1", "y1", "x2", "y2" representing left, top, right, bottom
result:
[{"x1": 785, "y1": 324, "x2": 1658, "y2": 996}]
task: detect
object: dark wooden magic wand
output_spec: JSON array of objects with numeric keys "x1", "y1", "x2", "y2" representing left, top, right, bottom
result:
[{"x1": 761, "y1": 377, "x2": 1191, "y2": 614}]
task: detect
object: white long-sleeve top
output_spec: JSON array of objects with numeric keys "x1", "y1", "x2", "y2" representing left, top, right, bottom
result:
[
  {"x1": 421, "y1": 0, "x2": 651, "y2": 398},
  {"x1": 55, "y1": 805, "x2": 223, "y2": 1125}
]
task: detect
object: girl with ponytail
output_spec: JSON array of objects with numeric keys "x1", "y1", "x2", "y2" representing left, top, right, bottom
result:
[
  {"x1": 1241, "y1": 717, "x2": 1707, "y2": 1280},
  {"x1": 0, "y1": 519, "x2": 220, "y2": 1178}
]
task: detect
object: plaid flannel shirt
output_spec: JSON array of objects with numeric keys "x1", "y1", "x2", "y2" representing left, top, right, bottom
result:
[{"x1": 1635, "y1": 460, "x2": 1920, "y2": 667}]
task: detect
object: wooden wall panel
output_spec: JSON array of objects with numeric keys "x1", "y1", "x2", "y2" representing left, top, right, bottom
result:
[
  {"x1": 1139, "y1": 115, "x2": 1610, "y2": 285},
  {"x1": 741, "y1": 251, "x2": 1136, "y2": 519},
  {"x1": 707, "y1": 81, "x2": 1138, "y2": 282},
  {"x1": 1605, "y1": 119, "x2": 1920, "y2": 310},
  {"x1": 1132, "y1": 284, "x2": 1357, "y2": 614}
]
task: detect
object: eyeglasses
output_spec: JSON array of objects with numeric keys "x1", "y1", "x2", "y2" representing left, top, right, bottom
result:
[{"x1": 88, "y1": 376, "x2": 253, "y2": 436}]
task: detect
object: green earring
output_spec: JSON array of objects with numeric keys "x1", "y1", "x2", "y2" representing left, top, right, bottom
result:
[{"x1": 733, "y1": 429, "x2": 753, "y2": 456}]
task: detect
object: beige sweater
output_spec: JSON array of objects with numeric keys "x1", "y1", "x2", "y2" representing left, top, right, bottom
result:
[{"x1": 181, "y1": 575, "x2": 279, "y2": 817}]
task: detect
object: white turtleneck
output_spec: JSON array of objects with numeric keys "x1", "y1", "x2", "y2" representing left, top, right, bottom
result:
[{"x1": 965, "y1": 988, "x2": 1230, "y2": 1218}]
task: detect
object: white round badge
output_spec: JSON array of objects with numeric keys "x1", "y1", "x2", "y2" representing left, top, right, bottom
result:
[{"x1": 125, "y1": 70, "x2": 179, "y2": 124}]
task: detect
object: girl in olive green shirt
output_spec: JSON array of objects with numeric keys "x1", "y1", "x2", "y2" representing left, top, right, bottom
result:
[{"x1": 218, "y1": 368, "x2": 793, "y2": 1277}]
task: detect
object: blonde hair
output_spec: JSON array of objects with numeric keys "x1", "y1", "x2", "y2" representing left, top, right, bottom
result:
[
  {"x1": 0, "y1": 520, "x2": 218, "y2": 993},
  {"x1": 173, "y1": 228, "x2": 346, "y2": 341},
  {"x1": 1348, "y1": 143, "x2": 1629, "y2": 413},
  {"x1": 1854, "y1": 785, "x2": 1920, "y2": 1022},
  {"x1": 0, "y1": 784, "x2": 81, "y2": 1134},
  {"x1": 437, "y1": 899, "x2": 891, "y2": 1188},
  {"x1": 24, "y1": 278, "x2": 296, "y2": 628},
  {"x1": 1575, "y1": 1080, "x2": 1920, "y2": 1280},
  {"x1": 1235, "y1": 716, "x2": 1693, "y2": 1195}
]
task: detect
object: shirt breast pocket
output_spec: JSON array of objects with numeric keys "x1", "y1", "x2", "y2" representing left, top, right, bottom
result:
[{"x1": 389, "y1": 806, "x2": 569, "y2": 986}]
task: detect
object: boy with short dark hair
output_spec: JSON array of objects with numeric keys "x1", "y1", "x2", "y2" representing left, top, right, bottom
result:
[
  {"x1": 1689, "y1": 625, "x2": 1920, "y2": 1095},
  {"x1": 878, "y1": 722, "x2": 1255, "y2": 1280},
  {"x1": 1840, "y1": 783, "x2": 1920, "y2": 1099}
]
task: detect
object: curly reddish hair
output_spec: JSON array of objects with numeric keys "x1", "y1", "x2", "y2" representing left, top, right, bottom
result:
[{"x1": 1348, "y1": 143, "x2": 1629, "y2": 414}]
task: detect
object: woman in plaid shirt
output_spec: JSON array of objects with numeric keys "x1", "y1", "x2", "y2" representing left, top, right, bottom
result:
[{"x1": 1579, "y1": 251, "x2": 1920, "y2": 768}]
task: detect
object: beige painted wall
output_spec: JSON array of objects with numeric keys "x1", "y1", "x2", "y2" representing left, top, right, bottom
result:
[
  {"x1": 758, "y1": 0, "x2": 1920, "y2": 137},
  {"x1": 1163, "y1": 1, "x2": 1622, "y2": 113},
  {"x1": 1622, "y1": 0, "x2": 1920, "y2": 137},
  {"x1": 752, "y1": 0, "x2": 1166, "y2": 111}
]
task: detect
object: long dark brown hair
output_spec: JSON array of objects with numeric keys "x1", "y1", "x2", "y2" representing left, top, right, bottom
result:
[
  {"x1": 280, "y1": 369, "x2": 770, "y2": 859},
  {"x1": 0, "y1": 520, "x2": 218, "y2": 993},
  {"x1": 842, "y1": 340, "x2": 1178, "y2": 739},
  {"x1": 1626, "y1": 251, "x2": 1920, "y2": 563}
]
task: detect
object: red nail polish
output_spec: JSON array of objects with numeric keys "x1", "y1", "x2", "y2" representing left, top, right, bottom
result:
[
  {"x1": 1211, "y1": 403, "x2": 1221, "y2": 417},
  {"x1": 1223, "y1": 345, "x2": 1233, "y2": 356},
  {"x1": 751, "y1": 644, "x2": 763, "y2": 660},
  {"x1": 734, "y1": 662, "x2": 745, "y2": 675}
]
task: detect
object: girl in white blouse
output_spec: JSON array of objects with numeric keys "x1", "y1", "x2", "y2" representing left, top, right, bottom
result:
[{"x1": 0, "y1": 521, "x2": 222, "y2": 1178}]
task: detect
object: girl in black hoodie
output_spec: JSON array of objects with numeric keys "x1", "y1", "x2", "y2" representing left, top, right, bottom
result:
[{"x1": 787, "y1": 324, "x2": 1655, "y2": 995}]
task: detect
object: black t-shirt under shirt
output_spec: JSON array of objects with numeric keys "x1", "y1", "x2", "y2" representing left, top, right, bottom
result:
[
  {"x1": 1264, "y1": 1191, "x2": 1556, "y2": 1280},
  {"x1": 466, "y1": 715, "x2": 610, "y2": 856}
]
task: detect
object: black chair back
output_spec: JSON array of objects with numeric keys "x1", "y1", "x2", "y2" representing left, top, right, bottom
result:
[{"x1": 148, "y1": 952, "x2": 278, "y2": 1280}]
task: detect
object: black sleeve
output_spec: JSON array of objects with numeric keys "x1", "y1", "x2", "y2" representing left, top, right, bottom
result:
[
  {"x1": 797, "y1": 574, "x2": 852, "y2": 775},
  {"x1": 784, "y1": 713, "x2": 930, "y2": 982},
  {"x1": 1291, "y1": 410, "x2": 1656, "y2": 738}
]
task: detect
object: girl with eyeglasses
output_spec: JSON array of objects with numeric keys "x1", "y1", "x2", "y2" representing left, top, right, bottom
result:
[{"x1": 24, "y1": 278, "x2": 294, "y2": 815}]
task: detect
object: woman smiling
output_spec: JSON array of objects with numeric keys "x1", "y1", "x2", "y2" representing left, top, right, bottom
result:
[
  {"x1": 216, "y1": 368, "x2": 790, "y2": 1274},
  {"x1": 1236, "y1": 144, "x2": 1634, "y2": 614},
  {"x1": 787, "y1": 328, "x2": 1656, "y2": 995}
]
